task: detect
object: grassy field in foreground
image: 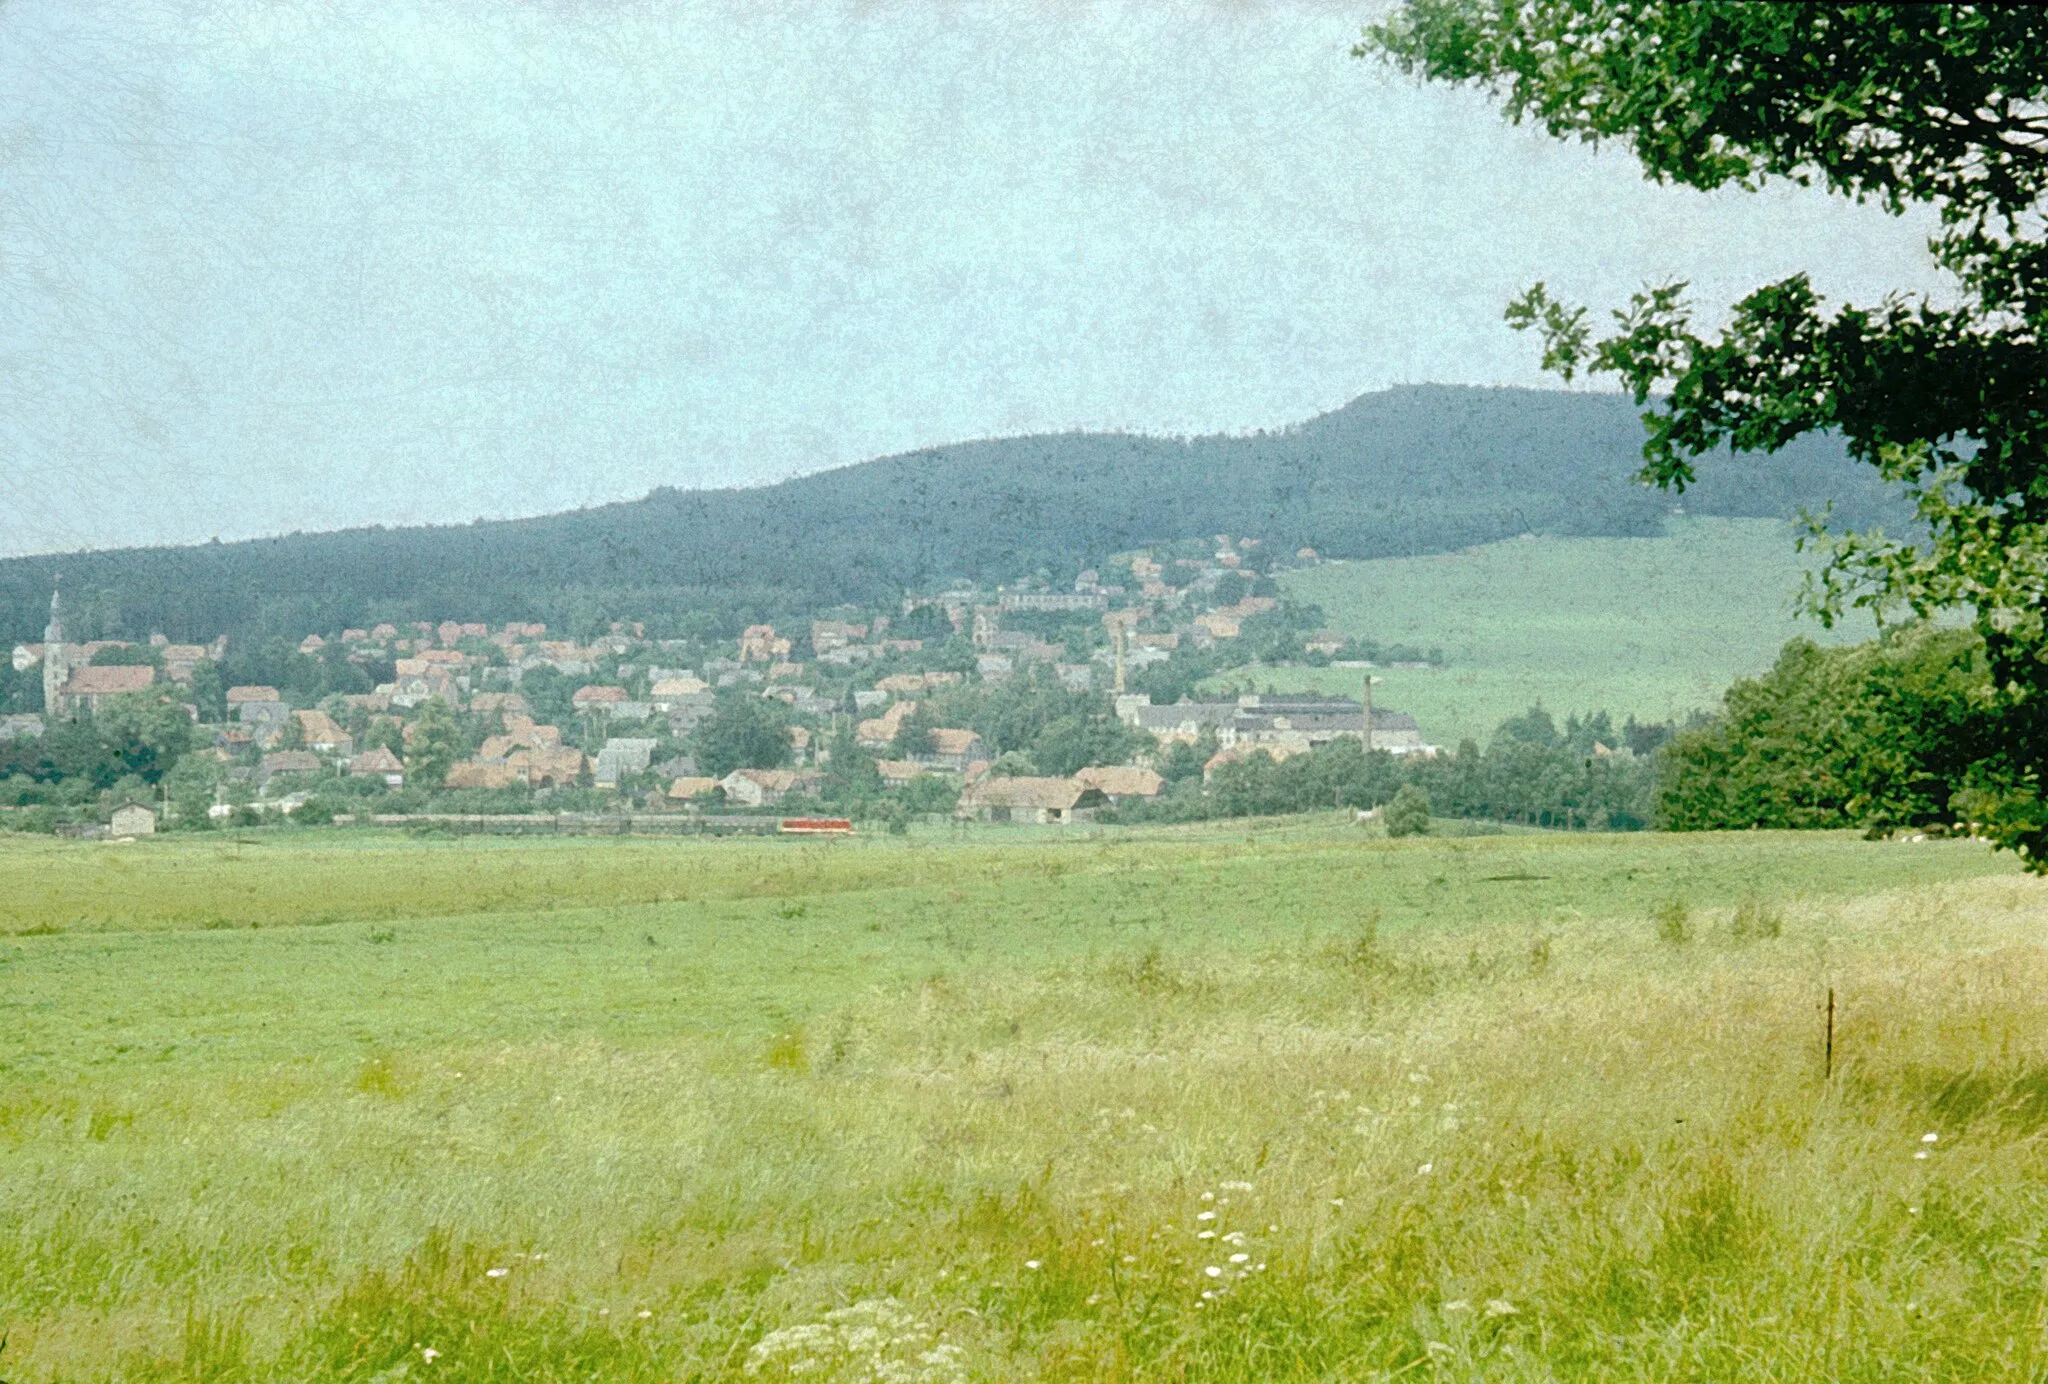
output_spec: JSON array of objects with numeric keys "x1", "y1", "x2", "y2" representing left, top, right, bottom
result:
[
  {"x1": 3, "y1": 825, "x2": 2043, "y2": 1380},
  {"x1": 1261, "y1": 517, "x2": 1883, "y2": 746}
]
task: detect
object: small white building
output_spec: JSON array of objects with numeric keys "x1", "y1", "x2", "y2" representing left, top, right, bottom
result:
[{"x1": 110, "y1": 803, "x2": 156, "y2": 837}]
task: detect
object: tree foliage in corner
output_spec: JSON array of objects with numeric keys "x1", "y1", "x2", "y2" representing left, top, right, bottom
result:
[{"x1": 1368, "y1": 2, "x2": 2048, "y2": 864}]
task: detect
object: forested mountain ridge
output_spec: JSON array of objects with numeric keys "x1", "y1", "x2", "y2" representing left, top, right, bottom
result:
[{"x1": 2, "y1": 385, "x2": 1905, "y2": 644}]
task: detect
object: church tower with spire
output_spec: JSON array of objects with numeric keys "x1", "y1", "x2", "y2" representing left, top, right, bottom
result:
[{"x1": 42, "y1": 583, "x2": 69, "y2": 718}]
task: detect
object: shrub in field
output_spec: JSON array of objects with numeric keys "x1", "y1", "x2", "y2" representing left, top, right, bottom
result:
[
  {"x1": 1654, "y1": 898, "x2": 1691, "y2": 945},
  {"x1": 765, "y1": 1029, "x2": 808, "y2": 1072},
  {"x1": 1383, "y1": 784, "x2": 1431, "y2": 837},
  {"x1": 1731, "y1": 898, "x2": 1784, "y2": 941}
]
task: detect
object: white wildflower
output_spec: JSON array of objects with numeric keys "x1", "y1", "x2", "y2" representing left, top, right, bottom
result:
[
  {"x1": 746, "y1": 1299, "x2": 967, "y2": 1382},
  {"x1": 1205, "y1": 1266, "x2": 1223, "y2": 1278},
  {"x1": 1922, "y1": 1132, "x2": 1940, "y2": 1144},
  {"x1": 1442, "y1": 1300, "x2": 1470, "y2": 1313},
  {"x1": 421, "y1": 1347, "x2": 440, "y2": 1363},
  {"x1": 1418, "y1": 1163, "x2": 1434, "y2": 1175},
  {"x1": 485, "y1": 1268, "x2": 509, "y2": 1279},
  {"x1": 1196, "y1": 1211, "x2": 1216, "y2": 1221},
  {"x1": 1229, "y1": 1253, "x2": 1250, "y2": 1265},
  {"x1": 1485, "y1": 1298, "x2": 1517, "y2": 1317},
  {"x1": 1024, "y1": 1260, "x2": 1040, "y2": 1270}
]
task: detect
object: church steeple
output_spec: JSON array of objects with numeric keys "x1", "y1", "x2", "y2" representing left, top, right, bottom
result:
[{"x1": 42, "y1": 579, "x2": 68, "y2": 718}]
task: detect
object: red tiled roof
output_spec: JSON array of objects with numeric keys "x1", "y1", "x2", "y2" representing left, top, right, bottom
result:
[{"x1": 62, "y1": 665, "x2": 156, "y2": 696}]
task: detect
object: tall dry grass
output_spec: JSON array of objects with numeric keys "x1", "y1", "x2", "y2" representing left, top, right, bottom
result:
[{"x1": 7, "y1": 869, "x2": 2048, "y2": 1378}]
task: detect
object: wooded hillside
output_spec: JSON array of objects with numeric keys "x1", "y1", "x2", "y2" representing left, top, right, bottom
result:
[{"x1": 0, "y1": 385, "x2": 1905, "y2": 643}]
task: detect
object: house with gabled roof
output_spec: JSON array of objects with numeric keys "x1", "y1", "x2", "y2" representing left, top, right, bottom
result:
[
  {"x1": 55, "y1": 664, "x2": 156, "y2": 716},
  {"x1": 955, "y1": 776, "x2": 1106, "y2": 825},
  {"x1": 1074, "y1": 765, "x2": 1165, "y2": 802},
  {"x1": 922, "y1": 728, "x2": 987, "y2": 771},
  {"x1": 349, "y1": 746, "x2": 405, "y2": 787}
]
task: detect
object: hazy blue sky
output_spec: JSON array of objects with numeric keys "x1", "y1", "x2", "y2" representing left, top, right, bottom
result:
[{"x1": 1, "y1": 1, "x2": 1946, "y2": 556}]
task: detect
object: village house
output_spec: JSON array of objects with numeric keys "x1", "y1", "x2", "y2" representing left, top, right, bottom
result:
[
  {"x1": 921, "y1": 728, "x2": 988, "y2": 772},
  {"x1": 445, "y1": 761, "x2": 525, "y2": 791},
  {"x1": 666, "y1": 775, "x2": 721, "y2": 801},
  {"x1": 258, "y1": 749, "x2": 325, "y2": 786},
  {"x1": 875, "y1": 759, "x2": 927, "y2": 788},
  {"x1": 739, "y1": 625, "x2": 792, "y2": 663},
  {"x1": 158, "y1": 644, "x2": 213, "y2": 683},
  {"x1": 571, "y1": 684, "x2": 629, "y2": 711},
  {"x1": 856, "y1": 699, "x2": 918, "y2": 749},
  {"x1": 505, "y1": 746, "x2": 587, "y2": 787},
  {"x1": 647, "y1": 675, "x2": 711, "y2": 710},
  {"x1": 0, "y1": 713, "x2": 45, "y2": 741},
  {"x1": 718, "y1": 767, "x2": 821, "y2": 807},
  {"x1": 110, "y1": 802, "x2": 156, "y2": 837},
  {"x1": 1202, "y1": 742, "x2": 1309, "y2": 781},
  {"x1": 1074, "y1": 765, "x2": 1166, "y2": 803},
  {"x1": 810, "y1": 620, "x2": 867, "y2": 653},
  {"x1": 1122, "y1": 694, "x2": 1434, "y2": 757},
  {"x1": 592, "y1": 737, "x2": 659, "y2": 786},
  {"x1": 469, "y1": 691, "x2": 532, "y2": 716},
  {"x1": 299, "y1": 634, "x2": 326, "y2": 654},
  {"x1": 226, "y1": 685, "x2": 290, "y2": 741},
  {"x1": 955, "y1": 776, "x2": 1107, "y2": 825},
  {"x1": 52, "y1": 664, "x2": 157, "y2": 717},
  {"x1": 350, "y1": 745, "x2": 405, "y2": 790},
  {"x1": 292, "y1": 709, "x2": 354, "y2": 757},
  {"x1": 874, "y1": 670, "x2": 962, "y2": 694}
]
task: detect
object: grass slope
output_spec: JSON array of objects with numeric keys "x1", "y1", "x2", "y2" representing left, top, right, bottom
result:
[
  {"x1": 2, "y1": 826, "x2": 2040, "y2": 1380},
  {"x1": 1262, "y1": 516, "x2": 1883, "y2": 746}
]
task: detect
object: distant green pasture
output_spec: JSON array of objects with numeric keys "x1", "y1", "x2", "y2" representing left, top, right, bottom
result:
[{"x1": 1259, "y1": 516, "x2": 1881, "y2": 745}]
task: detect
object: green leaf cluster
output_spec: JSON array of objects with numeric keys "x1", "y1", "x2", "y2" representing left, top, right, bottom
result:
[{"x1": 1659, "y1": 626, "x2": 1993, "y2": 835}]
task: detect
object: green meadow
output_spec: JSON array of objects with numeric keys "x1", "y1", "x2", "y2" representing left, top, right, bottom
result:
[
  {"x1": 1263, "y1": 517, "x2": 1883, "y2": 746},
  {"x1": 7, "y1": 823, "x2": 2048, "y2": 1379}
]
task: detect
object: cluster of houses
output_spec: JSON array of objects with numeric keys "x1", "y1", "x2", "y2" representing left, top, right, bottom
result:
[{"x1": 9, "y1": 537, "x2": 1441, "y2": 827}]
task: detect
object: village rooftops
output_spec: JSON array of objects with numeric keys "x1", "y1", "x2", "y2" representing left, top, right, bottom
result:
[
  {"x1": 349, "y1": 746, "x2": 403, "y2": 777},
  {"x1": 956, "y1": 776, "x2": 1107, "y2": 823},
  {"x1": 1074, "y1": 765, "x2": 1166, "y2": 799},
  {"x1": 60, "y1": 666, "x2": 156, "y2": 697},
  {"x1": 227, "y1": 685, "x2": 283, "y2": 703}
]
